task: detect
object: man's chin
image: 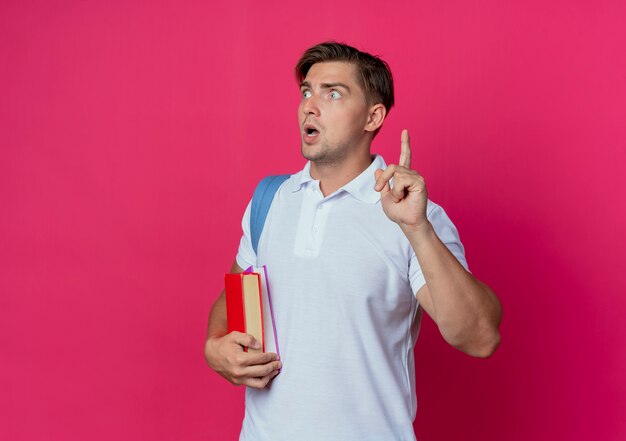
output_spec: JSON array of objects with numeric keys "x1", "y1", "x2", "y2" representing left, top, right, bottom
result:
[{"x1": 301, "y1": 144, "x2": 323, "y2": 161}]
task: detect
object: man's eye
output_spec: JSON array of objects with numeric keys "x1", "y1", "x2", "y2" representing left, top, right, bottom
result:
[
  {"x1": 302, "y1": 90, "x2": 312, "y2": 98},
  {"x1": 330, "y1": 91, "x2": 342, "y2": 100}
]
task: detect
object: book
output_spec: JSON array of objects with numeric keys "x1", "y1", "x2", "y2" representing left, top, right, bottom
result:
[
  {"x1": 225, "y1": 272, "x2": 264, "y2": 353},
  {"x1": 224, "y1": 266, "x2": 279, "y2": 356}
]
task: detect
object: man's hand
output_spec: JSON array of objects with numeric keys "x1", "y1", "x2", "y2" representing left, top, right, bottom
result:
[
  {"x1": 204, "y1": 331, "x2": 282, "y2": 389},
  {"x1": 375, "y1": 129, "x2": 429, "y2": 232}
]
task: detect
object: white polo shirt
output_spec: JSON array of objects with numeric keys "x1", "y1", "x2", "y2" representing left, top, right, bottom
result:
[{"x1": 236, "y1": 155, "x2": 468, "y2": 441}]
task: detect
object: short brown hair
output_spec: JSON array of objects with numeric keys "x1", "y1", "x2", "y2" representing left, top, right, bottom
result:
[{"x1": 295, "y1": 42, "x2": 395, "y2": 113}]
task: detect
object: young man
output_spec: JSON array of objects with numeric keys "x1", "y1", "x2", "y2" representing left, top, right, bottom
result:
[{"x1": 205, "y1": 42, "x2": 502, "y2": 440}]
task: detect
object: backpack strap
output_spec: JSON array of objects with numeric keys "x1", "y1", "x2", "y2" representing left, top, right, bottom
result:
[{"x1": 250, "y1": 174, "x2": 290, "y2": 256}]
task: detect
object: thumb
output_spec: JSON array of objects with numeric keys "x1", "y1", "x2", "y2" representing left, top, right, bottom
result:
[
  {"x1": 374, "y1": 169, "x2": 391, "y2": 194},
  {"x1": 231, "y1": 331, "x2": 261, "y2": 349}
]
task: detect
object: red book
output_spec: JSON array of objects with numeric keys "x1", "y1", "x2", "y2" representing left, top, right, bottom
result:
[{"x1": 224, "y1": 272, "x2": 264, "y2": 353}]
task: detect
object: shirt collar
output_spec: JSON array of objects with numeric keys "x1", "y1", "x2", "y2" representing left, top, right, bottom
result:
[
  {"x1": 291, "y1": 154, "x2": 387, "y2": 204},
  {"x1": 292, "y1": 161, "x2": 315, "y2": 191}
]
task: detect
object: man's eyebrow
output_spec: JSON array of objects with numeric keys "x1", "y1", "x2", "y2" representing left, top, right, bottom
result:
[
  {"x1": 320, "y1": 82, "x2": 350, "y2": 92},
  {"x1": 299, "y1": 81, "x2": 351, "y2": 92}
]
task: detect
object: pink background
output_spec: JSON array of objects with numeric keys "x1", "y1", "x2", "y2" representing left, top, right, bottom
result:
[{"x1": 2, "y1": 1, "x2": 625, "y2": 440}]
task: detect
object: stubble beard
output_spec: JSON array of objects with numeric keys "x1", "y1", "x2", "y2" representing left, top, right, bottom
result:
[{"x1": 301, "y1": 138, "x2": 352, "y2": 166}]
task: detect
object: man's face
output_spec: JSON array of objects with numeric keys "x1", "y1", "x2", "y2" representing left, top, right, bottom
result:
[{"x1": 299, "y1": 61, "x2": 371, "y2": 164}]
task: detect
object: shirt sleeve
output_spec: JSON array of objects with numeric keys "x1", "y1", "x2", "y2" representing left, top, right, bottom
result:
[
  {"x1": 408, "y1": 201, "x2": 470, "y2": 295},
  {"x1": 235, "y1": 199, "x2": 257, "y2": 270}
]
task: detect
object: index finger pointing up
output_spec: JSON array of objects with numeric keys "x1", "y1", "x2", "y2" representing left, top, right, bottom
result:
[{"x1": 399, "y1": 129, "x2": 411, "y2": 168}]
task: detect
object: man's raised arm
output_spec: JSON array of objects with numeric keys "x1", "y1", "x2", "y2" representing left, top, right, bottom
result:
[{"x1": 375, "y1": 130, "x2": 502, "y2": 357}]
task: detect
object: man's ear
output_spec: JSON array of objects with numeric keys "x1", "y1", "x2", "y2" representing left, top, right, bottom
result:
[{"x1": 364, "y1": 104, "x2": 387, "y2": 133}]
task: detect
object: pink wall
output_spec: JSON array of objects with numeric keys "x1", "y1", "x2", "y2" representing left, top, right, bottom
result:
[{"x1": 2, "y1": 1, "x2": 625, "y2": 439}]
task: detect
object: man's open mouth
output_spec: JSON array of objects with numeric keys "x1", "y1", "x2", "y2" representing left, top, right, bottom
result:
[{"x1": 303, "y1": 124, "x2": 319, "y2": 137}]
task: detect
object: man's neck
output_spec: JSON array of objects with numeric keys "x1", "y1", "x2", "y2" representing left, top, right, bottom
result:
[{"x1": 309, "y1": 149, "x2": 373, "y2": 197}]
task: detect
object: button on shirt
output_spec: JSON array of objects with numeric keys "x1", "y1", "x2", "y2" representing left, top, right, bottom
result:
[{"x1": 236, "y1": 155, "x2": 468, "y2": 441}]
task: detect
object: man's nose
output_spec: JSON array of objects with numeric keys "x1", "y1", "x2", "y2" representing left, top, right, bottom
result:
[{"x1": 302, "y1": 94, "x2": 320, "y2": 116}]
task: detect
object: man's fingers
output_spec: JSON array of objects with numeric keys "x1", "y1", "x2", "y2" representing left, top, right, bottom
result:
[
  {"x1": 246, "y1": 369, "x2": 280, "y2": 390},
  {"x1": 244, "y1": 351, "x2": 280, "y2": 367},
  {"x1": 228, "y1": 332, "x2": 280, "y2": 366},
  {"x1": 399, "y1": 129, "x2": 411, "y2": 169},
  {"x1": 243, "y1": 360, "x2": 282, "y2": 378},
  {"x1": 376, "y1": 165, "x2": 423, "y2": 203},
  {"x1": 233, "y1": 360, "x2": 282, "y2": 388},
  {"x1": 390, "y1": 174, "x2": 410, "y2": 202}
]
